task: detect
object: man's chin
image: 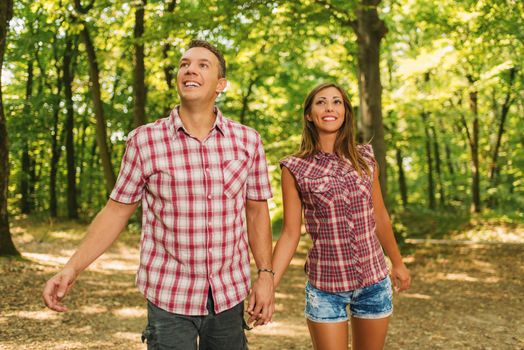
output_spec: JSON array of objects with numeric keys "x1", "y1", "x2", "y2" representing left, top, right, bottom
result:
[
  {"x1": 179, "y1": 94, "x2": 202, "y2": 102},
  {"x1": 180, "y1": 93, "x2": 216, "y2": 105}
]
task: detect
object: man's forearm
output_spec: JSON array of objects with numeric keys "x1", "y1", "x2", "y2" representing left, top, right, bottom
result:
[
  {"x1": 245, "y1": 200, "x2": 272, "y2": 270},
  {"x1": 65, "y1": 199, "x2": 138, "y2": 275}
]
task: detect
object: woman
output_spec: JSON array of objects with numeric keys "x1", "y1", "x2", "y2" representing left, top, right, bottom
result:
[{"x1": 272, "y1": 83, "x2": 411, "y2": 350}]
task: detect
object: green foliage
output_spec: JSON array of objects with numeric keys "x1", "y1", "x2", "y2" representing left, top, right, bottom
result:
[{"x1": 2, "y1": 0, "x2": 523, "y2": 226}]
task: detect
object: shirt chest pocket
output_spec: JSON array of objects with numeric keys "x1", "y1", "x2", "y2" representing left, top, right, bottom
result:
[
  {"x1": 222, "y1": 159, "x2": 249, "y2": 198},
  {"x1": 342, "y1": 172, "x2": 373, "y2": 208},
  {"x1": 301, "y1": 176, "x2": 334, "y2": 208}
]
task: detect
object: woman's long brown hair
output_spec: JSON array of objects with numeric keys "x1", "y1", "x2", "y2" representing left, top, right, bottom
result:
[{"x1": 295, "y1": 82, "x2": 371, "y2": 177}]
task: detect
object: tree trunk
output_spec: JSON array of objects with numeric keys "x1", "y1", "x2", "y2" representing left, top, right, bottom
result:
[
  {"x1": 240, "y1": 77, "x2": 257, "y2": 126},
  {"x1": 162, "y1": 0, "x2": 178, "y2": 117},
  {"x1": 49, "y1": 104, "x2": 63, "y2": 217},
  {"x1": 63, "y1": 36, "x2": 79, "y2": 218},
  {"x1": 422, "y1": 112, "x2": 436, "y2": 209},
  {"x1": 76, "y1": 115, "x2": 88, "y2": 205},
  {"x1": 431, "y1": 126, "x2": 445, "y2": 206},
  {"x1": 49, "y1": 39, "x2": 64, "y2": 217},
  {"x1": 466, "y1": 76, "x2": 481, "y2": 213},
  {"x1": 133, "y1": 0, "x2": 147, "y2": 128},
  {"x1": 20, "y1": 59, "x2": 34, "y2": 214},
  {"x1": 80, "y1": 24, "x2": 116, "y2": 193},
  {"x1": 395, "y1": 147, "x2": 408, "y2": 208},
  {"x1": 87, "y1": 138, "x2": 98, "y2": 208},
  {"x1": 0, "y1": 0, "x2": 20, "y2": 256},
  {"x1": 489, "y1": 67, "x2": 516, "y2": 183},
  {"x1": 352, "y1": 0, "x2": 388, "y2": 198},
  {"x1": 20, "y1": 143, "x2": 31, "y2": 213}
]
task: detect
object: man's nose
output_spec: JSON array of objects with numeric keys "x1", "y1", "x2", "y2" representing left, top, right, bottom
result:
[{"x1": 184, "y1": 63, "x2": 197, "y2": 75}]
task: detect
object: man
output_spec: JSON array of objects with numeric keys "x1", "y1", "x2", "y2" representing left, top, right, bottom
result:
[{"x1": 43, "y1": 40, "x2": 274, "y2": 350}]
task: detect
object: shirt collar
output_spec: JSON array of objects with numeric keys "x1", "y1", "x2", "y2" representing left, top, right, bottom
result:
[
  {"x1": 169, "y1": 106, "x2": 227, "y2": 138},
  {"x1": 314, "y1": 150, "x2": 338, "y2": 160}
]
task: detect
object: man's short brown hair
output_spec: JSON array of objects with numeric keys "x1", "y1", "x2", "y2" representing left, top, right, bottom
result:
[{"x1": 187, "y1": 40, "x2": 226, "y2": 78}]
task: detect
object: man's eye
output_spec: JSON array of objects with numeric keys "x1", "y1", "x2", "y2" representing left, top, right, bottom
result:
[{"x1": 200, "y1": 63, "x2": 208, "y2": 68}]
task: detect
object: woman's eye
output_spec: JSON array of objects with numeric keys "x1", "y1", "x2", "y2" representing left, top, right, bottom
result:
[
  {"x1": 200, "y1": 63, "x2": 208, "y2": 68},
  {"x1": 334, "y1": 100, "x2": 342, "y2": 104}
]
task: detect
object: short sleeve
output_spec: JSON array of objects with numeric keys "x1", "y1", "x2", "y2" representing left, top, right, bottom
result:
[
  {"x1": 110, "y1": 132, "x2": 145, "y2": 203},
  {"x1": 279, "y1": 156, "x2": 297, "y2": 176},
  {"x1": 246, "y1": 134, "x2": 273, "y2": 200},
  {"x1": 358, "y1": 144, "x2": 376, "y2": 176}
]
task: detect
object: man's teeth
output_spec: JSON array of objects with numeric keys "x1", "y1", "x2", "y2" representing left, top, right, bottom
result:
[{"x1": 185, "y1": 82, "x2": 200, "y2": 87}]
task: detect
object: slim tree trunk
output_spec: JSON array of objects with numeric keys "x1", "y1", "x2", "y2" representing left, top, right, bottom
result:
[
  {"x1": 63, "y1": 36, "x2": 79, "y2": 218},
  {"x1": 162, "y1": 0, "x2": 177, "y2": 117},
  {"x1": 489, "y1": 67, "x2": 516, "y2": 183},
  {"x1": 49, "y1": 105, "x2": 63, "y2": 217},
  {"x1": 431, "y1": 126, "x2": 445, "y2": 206},
  {"x1": 0, "y1": 0, "x2": 20, "y2": 256},
  {"x1": 77, "y1": 116, "x2": 87, "y2": 204},
  {"x1": 422, "y1": 112, "x2": 436, "y2": 209},
  {"x1": 352, "y1": 0, "x2": 388, "y2": 198},
  {"x1": 466, "y1": 75, "x2": 481, "y2": 213},
  {"x1": 240, "y1": 77, "x2": 257, "y2": 126},
  {"x1": 395, "y1": 147, "x2": 408, "y2": 208},
  {"x1": 80, "y1": 24, "x2": 116, "y2": 193},
  {"x1": 20, "y1": 59, "x2": 34, "y2": 214},
  {"x1": 133, "y1": 0, "x2": 147, "y2": 128},
  {"x1": 87, "y1": 138, "x2": 98, "y2": 208},
  {"x1": 49, "y1": 38, "x2": 64, "y2": 217}
]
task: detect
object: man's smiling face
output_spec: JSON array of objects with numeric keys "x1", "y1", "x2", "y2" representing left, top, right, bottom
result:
[{"x1": 176, "y1": 47, "x2": 227, "y2": 103}]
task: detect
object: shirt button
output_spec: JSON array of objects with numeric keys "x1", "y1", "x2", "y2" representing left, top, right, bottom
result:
[
  {"x1": 208, "y1": 221, "x2": 212, "y2": 226},
  {"x1": 206, "y1": 167, "x2": 210, "y2": 172},
  {"x1": 207, "y1": 195, "x2": 212, "y2": 199}
]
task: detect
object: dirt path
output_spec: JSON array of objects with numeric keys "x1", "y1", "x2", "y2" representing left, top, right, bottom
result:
[{"x1": 1, "y1": 220, "x2": 523, "y2": 349}]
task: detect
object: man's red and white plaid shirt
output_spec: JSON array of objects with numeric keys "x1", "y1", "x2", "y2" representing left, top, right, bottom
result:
[
  {"x1": 280, "y1": 145, "x2": 389, "y2": 292},
  {"x1": 110, "y1": 107, "x2": 272, "y2": 315}
]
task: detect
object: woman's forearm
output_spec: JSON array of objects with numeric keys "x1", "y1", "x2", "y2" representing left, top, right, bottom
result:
[
  {"x1": 272, "y1": 229, "x2": 301, "y2": 288},
  {"x1": 375, "y1": 215, "x2": 404, "y2": 267}
]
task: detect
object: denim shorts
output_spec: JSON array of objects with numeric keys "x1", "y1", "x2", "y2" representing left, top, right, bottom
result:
[{"x1": 305, "y1": 277, "x2": 393, "y2": 323}]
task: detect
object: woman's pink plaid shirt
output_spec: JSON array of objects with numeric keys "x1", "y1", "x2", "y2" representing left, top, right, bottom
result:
[
  {"x1": 280, "y1": 145, "x2": 389, "y2": 292},
  {"x1": 110, "y1": 107, "x2": 272, "y2": 315}
]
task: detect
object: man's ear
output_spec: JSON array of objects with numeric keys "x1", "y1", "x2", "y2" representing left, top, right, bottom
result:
[{"x1": 216, "y1": 78, "x2": 228, "y2": 94}]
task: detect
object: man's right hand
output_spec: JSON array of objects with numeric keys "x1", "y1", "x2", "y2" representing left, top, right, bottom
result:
[{"x1": 42, "y1": 266, "x2": 77, "y2": 312}]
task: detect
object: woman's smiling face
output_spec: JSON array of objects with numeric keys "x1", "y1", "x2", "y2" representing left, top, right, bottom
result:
[{"x1": 306, "y1": 86, "x2": 346, "y2": 136}]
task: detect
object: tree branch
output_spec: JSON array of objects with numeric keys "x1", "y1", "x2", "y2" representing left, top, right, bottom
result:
[{"x1": 74, "y1": 0, "x2": 95, "y2": 14}]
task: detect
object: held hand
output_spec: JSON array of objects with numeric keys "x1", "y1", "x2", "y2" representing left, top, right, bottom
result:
[
  {"x1": 42, "y1": 266, "x2": 77, "y2": 312},
  {"x1": 247, "y1": 273, "x2": 275, "y2": 326},
  {"x1": 391, "y1": 263, "x2": 411, "y2": 292}
]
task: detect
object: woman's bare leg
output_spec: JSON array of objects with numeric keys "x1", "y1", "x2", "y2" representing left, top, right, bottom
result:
[
  {"x1": 307, "y1": 318, "x2": 348, "y2": 350},
  {"x1": 350, "y1": 316, "x2": 389, "y2": 350}
]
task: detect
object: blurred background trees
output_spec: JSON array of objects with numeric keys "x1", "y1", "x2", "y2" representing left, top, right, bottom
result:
[{"x1": 1, "y1": 0, "x2": 522, "y2": 255}]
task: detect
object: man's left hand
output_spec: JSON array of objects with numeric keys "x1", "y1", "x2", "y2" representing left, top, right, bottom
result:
[{"x1": 247, "y1": 273, "x2": 274, "y2": 326}]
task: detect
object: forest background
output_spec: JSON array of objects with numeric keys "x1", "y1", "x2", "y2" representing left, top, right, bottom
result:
[{"x1": 0, "y1": 0, "x2": 523, "y2": 349}]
